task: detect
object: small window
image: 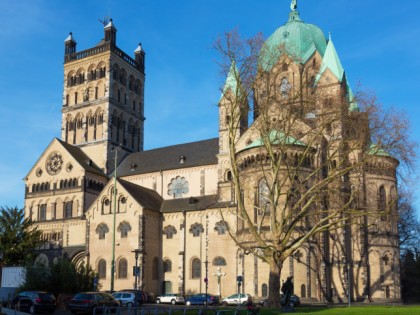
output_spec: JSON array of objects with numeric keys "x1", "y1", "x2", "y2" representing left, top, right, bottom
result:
[
  {"x1": 189, "y1": 223, "x2": 204, "y2": 237},
  {"x1": 213, "y1": 256, "x2": 227, "y2": 266},
  {"x1": 163, "y1": 225, "x2": 177, "y2": 239},
  {"x1": 214, "y1": 221, "x2": 228, "y2": 235}
]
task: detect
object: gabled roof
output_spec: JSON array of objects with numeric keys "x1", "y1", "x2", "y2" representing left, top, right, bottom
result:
[
  {"x1": 117, "y1": 138, "x2": 219, "y2": 177},
  {"x1": 315, "y1": 35, "x2": 344, "y2": 84},
  {"x1": 57, "y1": 139, "x2": 105, "y2": 176},
  {"x1": 118, "y1": 179, "x2": 163, "y2": 211},
  {"x1": 25, "y1": 138, "x2": 105, "y2": 179}
]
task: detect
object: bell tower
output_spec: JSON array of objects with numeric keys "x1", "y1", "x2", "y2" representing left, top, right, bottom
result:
[{"x1": 61, "y1": 19, "x2": 146, "y2": 174}]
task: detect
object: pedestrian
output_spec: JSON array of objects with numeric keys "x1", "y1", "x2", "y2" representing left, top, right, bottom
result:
[{"x1": 246, "y1": 296, "x2": 259, "y2": 315}]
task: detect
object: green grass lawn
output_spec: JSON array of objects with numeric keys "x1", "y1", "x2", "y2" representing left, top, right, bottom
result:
[{"x1": 257, "y1": 305, "x2": 420, "y2": 315}]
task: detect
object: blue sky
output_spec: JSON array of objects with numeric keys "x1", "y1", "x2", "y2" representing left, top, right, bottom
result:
[{"x1": 0, "y1": 0, "x2": 419, "y2": 211}]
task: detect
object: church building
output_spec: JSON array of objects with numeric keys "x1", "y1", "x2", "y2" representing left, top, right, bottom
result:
[{"x1": 24, "y1": 2, "x2": 400, "y2": 303}]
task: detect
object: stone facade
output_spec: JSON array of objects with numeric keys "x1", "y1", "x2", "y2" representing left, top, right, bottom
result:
[{"x1": 24, "y1": 5, "x2": 400, "y2": 304}]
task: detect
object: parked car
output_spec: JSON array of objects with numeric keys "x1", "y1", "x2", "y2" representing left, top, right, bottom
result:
[
  {"x1": 8, "y1": 291, "x2": 56, "y2": 314},
  {"x1": 67, "y1": 292, "x2": 120, "y2": 314},
  {"x1": 118, "y1": 289, "x2": 154, "y2": 304},
  {"x1": 258, "y1": 294, "x2": 300, "y2": 307},
  {"x1": 221, "y1": 293, "x2": 251, "y2": 306},
  {"x1": 156, "y1": 293, "x2": 185, "y2": 305},
  {"x1": 111, "y1": 292, "x2": 139, "y2": 307},
  {"x1": 185, "y1": 293, "x2": 219, "y2": 306}
]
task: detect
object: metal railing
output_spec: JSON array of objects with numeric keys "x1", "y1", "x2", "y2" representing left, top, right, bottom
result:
[{"x1": 92, "y1": 305, "x2": 251, "y2": 315}]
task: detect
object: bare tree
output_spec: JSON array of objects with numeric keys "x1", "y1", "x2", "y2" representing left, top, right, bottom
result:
[{"x1": 214, "y1": 30, "x2": 416, "y2": 306}]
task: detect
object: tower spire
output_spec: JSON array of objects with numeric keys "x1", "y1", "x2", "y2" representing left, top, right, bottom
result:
[{"x1": 290, "y1": 0, "x2": 297, "y2": 11}]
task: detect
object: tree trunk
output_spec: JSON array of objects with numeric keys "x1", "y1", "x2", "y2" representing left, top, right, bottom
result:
[{"x1": 267, "y1": 258, "x2": 282, "y2": 308}]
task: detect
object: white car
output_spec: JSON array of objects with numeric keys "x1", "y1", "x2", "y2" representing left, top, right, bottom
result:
[
  {"x1": 221, "y1": 293, "x2": 251, "y2": 306},
  {"x1": 156, "y1": 294, "x2": 185, "y2": 305}
]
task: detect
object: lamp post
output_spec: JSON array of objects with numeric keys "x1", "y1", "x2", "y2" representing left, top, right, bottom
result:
[
  {"x1": 347, "y1": 262, "x2": 351, "y2": 307},
  {"x1": 132, "y1": 249, "x2": 141, "y2": 290},
  {"x1": 110, "y1": 145, "x2": 121, "y2": 292}
]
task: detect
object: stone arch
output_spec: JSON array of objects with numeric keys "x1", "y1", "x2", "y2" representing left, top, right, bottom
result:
[
  {"x1": 112, "y1": 63, "x2": 120, "y2": 81},
  {"x1": 74, "y1": 112, "x2": 85, "y2": 144},
  {"x1": 87, "y1": 64, "x2": 97, "y2": 81},
  {"x1": 127, "y1": 118, "x2": 134, "y2": 150},
  {"x1": 67, "y1": 70, "x2": 77, "y2": 87},
  {"x1": 119, "y1": 68, "x2": 127, "y2": 85},
  {"x1": 71, "y1": 251, "x2": 86, "y2": 270},
  {"x1": 101, "y1": 195, "x2": 111, "y2": 215},
  {"x1": 97, "y1": 61, "x2": 106, "y2": 78},
  {"x1": 34, "y1": 253, "x2": 49, "y2": 267}
]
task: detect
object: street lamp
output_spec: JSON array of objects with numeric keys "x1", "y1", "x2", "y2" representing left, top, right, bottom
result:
[
  {"x1": 132, "y1": 249, "x2": 141, "y2": 290},
  {"x1": 110, "y1": 145, "x2": 121, "y2": 292}
]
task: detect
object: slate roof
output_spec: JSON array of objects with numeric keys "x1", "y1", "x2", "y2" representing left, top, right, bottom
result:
[
  {"x1": 57, "y1": 139, "x2": 106, "y2": 176},
  {"x1": 117, "y1": 138, "x2": 219, "y2": 177},
  {"x1": 118, "y1": 178, "x2": 163, "y2": 211},
  {"x1": 161, "y1": 194, "x2": 232, "y2": 213}
]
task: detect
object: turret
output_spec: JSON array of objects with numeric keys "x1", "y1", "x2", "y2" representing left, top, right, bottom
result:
[
  {"x1": 104, "y1": 18, "x2": 117, "y2": 46},
  {"x1": 134, "y1": 43, "x2": 146, "y2": 74},
  {"x1": 64, "y1": 32, "x2": 76, "y2": 55}
]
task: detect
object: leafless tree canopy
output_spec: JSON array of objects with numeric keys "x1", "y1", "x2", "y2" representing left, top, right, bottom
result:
[{"x1": 214, "y1": 29, "x2": 416, "y2": 306}]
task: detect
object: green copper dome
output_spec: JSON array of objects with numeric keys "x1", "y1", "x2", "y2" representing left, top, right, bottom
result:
[{"x1": 260, "y1": 10, "x2": 327, "y2": 70}]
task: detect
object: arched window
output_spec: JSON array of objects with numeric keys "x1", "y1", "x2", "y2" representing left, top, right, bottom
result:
[
  {"x1": 117, "y1": 258, "x2": 128, "y2": 279},
  {"x1": 39, "y1": 204, "x2": 47, "y2": 221},
  {"x1": 301, "y1": 284, "x2": 306, "y2": 298},
  {"x1": 214, "y1": 221, "x2": 228, "y2": 235},
  {"x1": 164, "y1": 259, "x2": 172, "y2": 272},
  {"x1": 163, "y1": 225, "x2": 177, "y2": 239},
  {"x1": 189, "y1": 223, "x2": 204, "y2": 237},
  {"x1": 212, "y1": 256, "x2": 227, "y2": 266},
  {"x1": 191, "y1": 258, "x2": 201, "y2": 279},
  {"x1": 65, "y1": 201, "x2": 73, "y2": 218},
  {"x1": 152, "y1": 257, "x2": 159, "y2": 280},
  {"x1": 96, "y1": 223, "x2": 109, "y2": 240},
  {"x1": 117, "y1": 221, "x2": 131, "y2": 238},
  {"x1": 261, "y1": 284, "x2": 268, "y2": 297},
  {"x1": 98, "y1": 259, "x2": 106, "y2": 279},
  {"x1": 168, "y1": 176, "x2": 189, "y2": 198}
]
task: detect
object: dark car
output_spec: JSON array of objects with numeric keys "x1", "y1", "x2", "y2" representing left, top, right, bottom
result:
[
  {"x1": 67, "y1": 292, "x2": 119, "y2": 314},
  {"x1": 185, "y1": 293, "x2": 219, "y2": 306},
  {"x1": 258, "y1": 294, "x2": 300, "y2": 307},
  {"x1": 8, "y1": 291, "x2": 56, "y2": 314}
]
